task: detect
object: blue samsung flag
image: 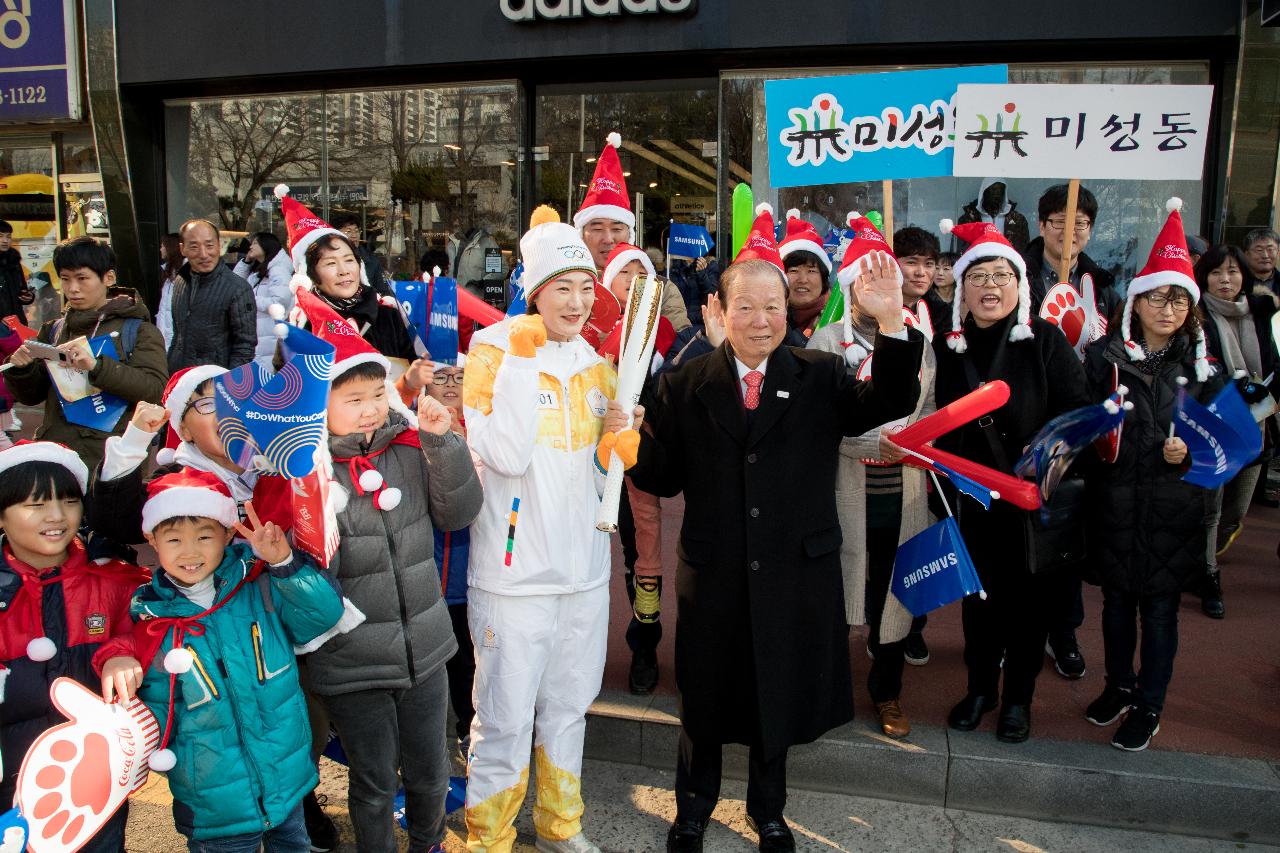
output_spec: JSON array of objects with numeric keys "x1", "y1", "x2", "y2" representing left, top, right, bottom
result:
[
  {"x1": 395, "y1": 279, "x2": 429, "y2": 352},
  {"x1": 214, "y1": 323, "x2": 335, "y2": 479},
  {"x1": 54, "y1": 334, "x2": 130, "y2": 432},
  {"x1": 667, "y1": 222, "x2": 714, "y2": 260},
  {"x1": 1175, "y1": 385, "x2": 1262, "y2": 489},
  {"x1": 425, "y1": 276, "x2": 460, "y2": 365},
  {"x1": 506, "y1": 261, "x2": 527, "y2": 317},
  {"x1": 933, "y1": 460, "x2": 991, "y2": 510},
  {"x1": 1015, "y1": 397, "x2": 1126, "y2": 501},
  {"x1": 891, "y1": 517, "x2": 985, "y2": 618}
]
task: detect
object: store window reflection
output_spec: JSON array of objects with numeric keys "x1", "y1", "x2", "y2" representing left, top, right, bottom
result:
[
  {"x1": 720, "y1": 62, "x2": 1211, "y2": 284},
  {"x1": 0, "y1": 142, "x2": 55, "y2": 324},
  {"x1": 164, "y1": 82, "x2": 520, "y2": 296}
]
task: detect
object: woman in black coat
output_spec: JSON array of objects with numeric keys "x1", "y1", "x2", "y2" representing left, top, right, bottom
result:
[
  {"x1": 1195, "y1": 244, "x2": 1278, "y2": 617},
  {"x1": 933, "y1": 240, "x2": 1090, "y2": 745},
  {"x1": 303, "y1": 233, "x2": 417, "y2": 363},
  {"x1": 1082, "y1": 280, "x2": 1223, "y2": 752}
]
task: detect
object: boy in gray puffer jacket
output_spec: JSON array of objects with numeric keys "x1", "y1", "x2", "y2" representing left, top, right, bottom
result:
[{"x1": 299, "y1": 285, "x2": 483, "y2": 853}]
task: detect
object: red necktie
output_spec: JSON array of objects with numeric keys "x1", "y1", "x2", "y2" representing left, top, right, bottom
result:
[{"x1": 743, "y1": 370, "x2": 764, "y2": 410}]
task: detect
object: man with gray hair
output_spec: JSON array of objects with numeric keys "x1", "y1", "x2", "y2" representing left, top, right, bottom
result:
[
  {"x1": 1243, "y1": 227, "x2": 1279, "y2": 299},
  {"x1": 167, "y1": 219, "x2": 256, "y2": 370}
]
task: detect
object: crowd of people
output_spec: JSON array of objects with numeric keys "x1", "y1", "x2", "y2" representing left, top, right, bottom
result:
[{"x1": 0, "y1": 130, "x2": 1274, "y2": 853}]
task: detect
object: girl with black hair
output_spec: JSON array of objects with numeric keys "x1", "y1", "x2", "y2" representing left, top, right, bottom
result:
[{"x1": 233, "y1": 231, "x2": 295, "y2": 368}]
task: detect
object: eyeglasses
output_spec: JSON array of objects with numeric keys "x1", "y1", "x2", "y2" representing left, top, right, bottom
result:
[
  {"x1": 1143, "y1": 292, "x2": 1191, "y2": 311},
  {"x1": 184, "y1": 396, "x2": 216, "y2": 417},
  {"x1": 432, "y1": 372, "x2": 464, "y2": 385},
  {"x1": 1045, "y1": 217, "x2": 1092, "y2": 235},
  {"x1": 963, "y1": 271, "x2": 1016, "y2": 288}
]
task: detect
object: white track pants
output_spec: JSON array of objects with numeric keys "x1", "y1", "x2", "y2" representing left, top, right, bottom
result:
[{"x1": 464, "y1": 583, "x2": 609, "y2": 853}]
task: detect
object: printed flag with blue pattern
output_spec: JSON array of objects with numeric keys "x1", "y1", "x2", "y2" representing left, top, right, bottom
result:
[
  {"x1": 891, "y1": 517, "x2": 985, "y2": 618},
  {"x1": 1175, "y1": 383, "x2": 1262, "y2": 489}
]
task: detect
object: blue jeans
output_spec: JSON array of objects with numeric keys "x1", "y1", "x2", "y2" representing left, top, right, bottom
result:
[{"x1": 184, "y1": 802, "x2": 309, "y2": 853}]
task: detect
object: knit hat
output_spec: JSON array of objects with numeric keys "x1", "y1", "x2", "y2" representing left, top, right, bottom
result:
[
  {"x1": 156, "y1": 365, "x2": 230, "y2": 466},
  {"x1": 1120, "y1": 198, "x2": 1209, "y2": 381},
  {"x1": 572, "y1": 133, "x2": 634, "y2": 237},
  {"x1": 274, "y1": 184, "x2": 371, "y2": 294},
  {"x1": 601, "y1": 242, "x2": 656, "y2": 294},
  {"x1": 141, "y1": 468, "x2": 239, "y2": 535},
  {"x1": 733, "y1": 203, "x2": 786, "y2": 273},
  {"x1": 0, "y1": 441, "x2": 88, "y2": 492},
  {"x1": 778, "y1": 209, "x2": 832, "y2": 274},
  {"x1": 520, "y1": 205, "x2": 604, "y2": 303},
  {"x1": 939, "y1": 219, "x2": 1033, "y2": 352}
]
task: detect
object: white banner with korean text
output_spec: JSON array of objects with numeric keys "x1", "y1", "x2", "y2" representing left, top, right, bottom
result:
[{"x1": 952, "y1": 84, "x2": 1214, "y2": 180}]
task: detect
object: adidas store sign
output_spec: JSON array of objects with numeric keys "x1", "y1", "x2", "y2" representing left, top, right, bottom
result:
[{"x1": 501, "y1": 0, "x2": 697, "y2": 22}]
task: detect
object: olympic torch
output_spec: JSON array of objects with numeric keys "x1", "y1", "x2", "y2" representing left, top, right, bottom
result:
[{"x1": 596, "y1": 273, "x2": 663, "y2": 532}]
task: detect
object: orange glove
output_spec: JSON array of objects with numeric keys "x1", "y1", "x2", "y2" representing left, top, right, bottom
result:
[
  {"x1": 596, "y1": 429, "x2": 640, "y2": 471},
  {"x1": 508, "y1": 315, "x2": 547, "y2": 358}
]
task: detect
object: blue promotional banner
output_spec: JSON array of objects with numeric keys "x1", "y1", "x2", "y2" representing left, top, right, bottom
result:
[
  {"x1": 891, "y1": 517, "x2": 985, "y2": 619},
  {"x1": 0, "y1": 0, "x2": 80, "y2": 122},
  {"x1": 667, "y1": 222, "x2": 714, "y2": 259},
  {"x1": 54, "y1": 335, "x2": 128, "y2": 432},
  {"x1": 765, "y1": 65, "x2": 1008, "y2": 188},
  {"x1": 397, "y1": 276, "x2": 460, "y2": 365},
  {"x1": 214, "y1": 323, "x2": 335, "y2": 479},
  {"x1": 1175, "y1": 384, "x2": 1262, "y2": 489}
]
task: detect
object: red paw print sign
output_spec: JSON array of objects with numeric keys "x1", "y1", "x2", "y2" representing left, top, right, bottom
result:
[
  {"x1": 1040, "y1": 273, "x2": 1106, "y2": 360},
  {"x1": 16, "y1": 678, "x2": 161, "y2": 853}
]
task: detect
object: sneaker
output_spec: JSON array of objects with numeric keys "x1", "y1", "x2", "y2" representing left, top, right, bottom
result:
[
  {"x1": 302, "y1": 790, "x2": 337, "y2": 852},
  {"x1": 1216, "y1": 523, "x2": 1244, "y2": 557},
  {"x1": 457, "y1": 734, "x2": 471, "y2": 763},
  {"x1": 1200, "y1": 571, "x2": 1224, "y2": 619},
  {"x1": 1085, "y1": 685, "x2": 1135, "y2": 726},
  {"x1": 1045, "y1": 634, "x2": 1086, "y2": 679},
  {"x1": 903, "y1": 632, "x2": 929, "y2": 666},
  {"x1": 1112, "y1": 708, "x2": 1160, "y2": 752},
  {"x1": 634, "y1": 575, "x2": 661, "y2": 624},
  {"x1": 629, "y1": 648, "x2": 659, "y2": 695},
  {"x1": 536, "y1": 833, "x2": 601, "y2": 853}
]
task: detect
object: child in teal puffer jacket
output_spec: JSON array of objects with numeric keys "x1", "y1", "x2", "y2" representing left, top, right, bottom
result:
[{"x1": 94, "y1": 469, "x2": 346, "y2": 851}]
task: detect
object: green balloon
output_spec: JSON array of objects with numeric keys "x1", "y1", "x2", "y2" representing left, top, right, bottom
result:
[
  {"x1": 866, "y1": 210, "x2": 884, "y2": 232},
  {"x1": 732, "y1": 183, "x2": 754, "y2": 258},
  {"x1": 814, "y1": 287, "x2": 844, "y2": 333}
]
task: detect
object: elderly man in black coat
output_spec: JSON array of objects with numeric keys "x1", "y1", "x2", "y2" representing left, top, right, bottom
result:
[{"x1": 616, "y1": 254, "x2": 923, "y2": 853}]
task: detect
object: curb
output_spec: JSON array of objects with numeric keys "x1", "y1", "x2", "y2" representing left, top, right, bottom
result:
[{"x1": 585, "y1": 689, "x2": 1280, "y2": 844}]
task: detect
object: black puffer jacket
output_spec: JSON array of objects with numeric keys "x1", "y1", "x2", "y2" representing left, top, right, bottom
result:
[
  {"x1": 1082, "y1": 332, "x2": 1225, "y2": 595},
  {"x1": 0, "y1": 248, "x2": 29, "y2": 325}
]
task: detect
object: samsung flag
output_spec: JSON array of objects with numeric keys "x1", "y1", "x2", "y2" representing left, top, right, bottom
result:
[
  {"x1": 1175, "y1": 383, "x2": 1263, "y2": 489},
  {"x1": 891, "y1": 517, "x2": 985, "y2": 618},
  {"x1": 667, "y1": 222, "x2": 714, "y2": 260}
]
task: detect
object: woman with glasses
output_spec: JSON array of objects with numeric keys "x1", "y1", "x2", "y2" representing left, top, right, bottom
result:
[
  {"x1": 1194, "y1": 244, "x2": 1278, "y2": 614},
  {"x1": 933, "y1": 220, "x2": 1090, "y2": 744},
  {"x1": 1081, "y1": 208, "x2": 1221, "y2": 751}
]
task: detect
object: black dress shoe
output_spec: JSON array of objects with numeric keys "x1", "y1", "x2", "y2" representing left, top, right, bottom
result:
[
  {"x1": 947, "y1": 694, "x2": 996, "y2": 731},
  {"x1": 629, "y1": 648, "x2": 659, "y2": 695},
  {"x1": 996, "y1": 703, "x2": 1031, "y2": 743},
  {"x1": 748, "y1": 817, "x2": 796, "y2": 852},
  {"x1": 666, "y1": 819, "x2": 705, "y2": 853}
]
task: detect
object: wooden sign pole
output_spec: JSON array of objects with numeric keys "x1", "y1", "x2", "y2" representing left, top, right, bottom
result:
[
  {"x1": 1057, "y1": 177, "x2": 1081, "y2": 284},
  {"x1": 882, "y1": 179, "x2": 894, "y2": 250}
]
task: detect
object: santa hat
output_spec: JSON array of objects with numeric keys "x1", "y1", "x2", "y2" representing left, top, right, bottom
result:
[
  {"x1": 520, "y1": 205, "x2": 604, "y2": 304},
  {"x1": 155, "y1": 365, "x2": 230, "y2": 466},
  {"x1": 939, "y1": 218, "x2": 1033, "y2": 352},
  {"x1": 0, "y1": 441, "x2": 88, "y2": 493},
  {"x1": 1120, "y1": 198, "x2": 1209, "y2": 381},
  {"x1": 141, "y1": 468, "x2": 239, "y2": 534},
  {"x1": 601, "y1": 242, "x2": 656, "y2": 293},
  {"x1": 572, "y1": 133, "x2": 634, "y2": 237},
  {"x1": 273, "y1": 184, "x2": 373, "y2": 295},
  {"x1": 732, "y1": 203, "x2": 786, "y2": 273},
  {"x1": 778, "y1": 209, "x2": 832, "y2": 274},
  {"x1": 832, "y1": 212, "x2": 904, "y2": 366}
]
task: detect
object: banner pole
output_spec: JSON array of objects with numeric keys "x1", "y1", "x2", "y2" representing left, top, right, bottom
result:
[
  {"x1": 1058, "y1": 178, "x2": 1080, "y2": 284},
  {"x1": 882, "y1": 179, "x2": 894, "y2": 250}
]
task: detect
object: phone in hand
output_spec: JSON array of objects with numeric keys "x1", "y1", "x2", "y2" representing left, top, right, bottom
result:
[{"x1": 24, "y1": 341, "x2": 67, "y2": 362}]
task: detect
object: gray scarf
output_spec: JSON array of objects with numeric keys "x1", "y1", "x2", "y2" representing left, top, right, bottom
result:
[{"x1": 1202, "y1": 292, "x2": 1263, "y2": 379}]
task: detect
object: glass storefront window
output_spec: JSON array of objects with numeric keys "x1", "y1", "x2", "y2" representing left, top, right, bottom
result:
[
  {"x1": 0, "y1": 140, "x2": 56, "y2": 321},
  {"x1": 164, "y1": 82, "x2": 521, "y2": 294},
  {"x1": 721, "y1": 62, "x2": 1212, "y2": 286}
]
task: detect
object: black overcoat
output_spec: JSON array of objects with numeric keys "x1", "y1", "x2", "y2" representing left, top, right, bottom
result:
[{"x1": 629, "y1": 332, "x2": 923, "y2": 758}]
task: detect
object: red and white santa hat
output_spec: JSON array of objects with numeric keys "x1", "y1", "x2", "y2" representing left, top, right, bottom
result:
[
  {"x1": 0, "y1": 440, "x2": 88, "y2": 493},
  {"x1": 939, "y1": 218, "x2": 1033, "y2": 352},
  {"x1": 733, "y1": 203, "x2": 786, "y2": 273},
  {"x1": 832, "y1": 212, "x2": 903, "y2": 366},
  {"x1": 274, "y1": 184, "x2": 372, "y2": 294},
  {"x1": 142, "y1": 468, "x2": 239, "y2": 535},
  {"x1": 1121, "y1": 198, "x2": 1209, "y2": 381},
  {"x1": 601, "y1": 242, "x2": 656, "y2": 292},
  {"x1": 155, "y1": 365, "x2": 230, "y2": 466},
  {"x1": 778, "y1": 209, "x2": 832, "y2": 275},
  {"x1": 573, "y1": 133, "x2": 634, "y2": 238}
]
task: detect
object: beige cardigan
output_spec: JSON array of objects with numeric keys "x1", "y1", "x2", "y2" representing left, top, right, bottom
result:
[{"x1": 807, "y1": 322, "x2": 938, "y2": 644}]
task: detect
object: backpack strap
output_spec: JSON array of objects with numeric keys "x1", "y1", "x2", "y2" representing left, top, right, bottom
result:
[{"x1": 118, "y1": 317, "x2": 142, "y2": 362}]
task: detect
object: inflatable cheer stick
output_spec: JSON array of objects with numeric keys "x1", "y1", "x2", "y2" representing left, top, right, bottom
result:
[
  {"x1": 732, "y1": 182, "x2": 754, "y2": 258},
  {"x1": 891, "y1": 381, "x2": 1011, "y2": 450},
  {"x1": 17, "y1": 678, "x2": 160, "y2": 853},
  {"x1": 905, "y1": 446, "x2": 1040, "y2": 511},
  {"x1": 457, "y1": 288, "x2": 506, "y2": 327}
]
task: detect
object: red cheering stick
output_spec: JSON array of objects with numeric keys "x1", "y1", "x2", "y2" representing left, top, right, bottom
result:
[
  {"x1": 904, "y1": 445, "x2": 1041, "y2": 511},
  {"x1": 457, "y1": 288, "x2": 506, "y2": 327},
  {"x1": 890, "y1": 381, "x2": 1010, "y2": 449}
]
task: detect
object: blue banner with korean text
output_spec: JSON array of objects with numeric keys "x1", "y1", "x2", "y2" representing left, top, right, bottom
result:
[{"x1": 764, "y1": 65, "x2": 1008, "y2": 188}]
